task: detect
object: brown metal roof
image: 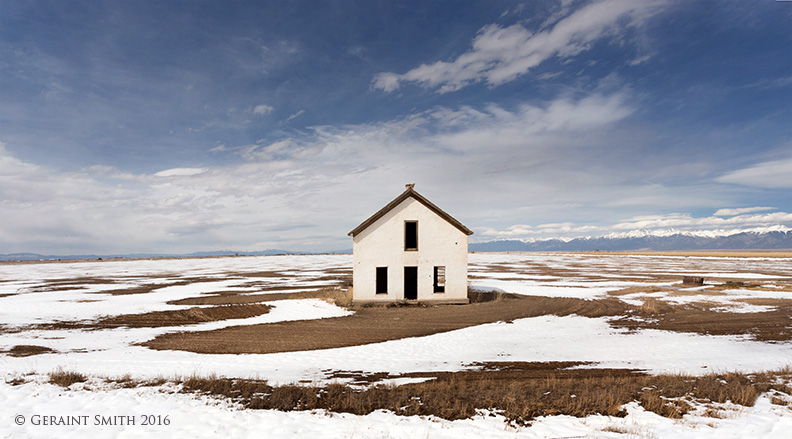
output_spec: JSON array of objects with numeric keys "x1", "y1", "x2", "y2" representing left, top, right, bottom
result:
[{"x1": 348, "y1": 186, "x2": 474, "y2": 237}]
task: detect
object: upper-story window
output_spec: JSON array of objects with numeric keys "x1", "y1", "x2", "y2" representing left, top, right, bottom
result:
[{"x1": 405, "y1": 221, "x2": 418, "y2": 251}]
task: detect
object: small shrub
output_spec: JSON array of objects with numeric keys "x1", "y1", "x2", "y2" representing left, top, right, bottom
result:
[
  {"x1": 49, "y1": 369, "x2": 87, "y2": 388},
  {"x1": 110, "y1": 373, "x2": 137, "y2": 388},
  {"x1": 638, "y1": 298, "x2": 662, "y2": 314},
  {"x1": 332, "y1": 289, "x2": 354, "y2": 308}
]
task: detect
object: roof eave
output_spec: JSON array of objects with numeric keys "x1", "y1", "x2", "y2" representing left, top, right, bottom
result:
[{"x1": 348, "y1": 188, "x2": 473, "y2": 237}]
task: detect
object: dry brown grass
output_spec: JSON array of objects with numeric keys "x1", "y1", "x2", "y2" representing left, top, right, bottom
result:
[
  {"x1": 177, "y1": 365, "x2": 792, "y2": 424},
  {"x1": 49, "y1": 369, "x2": 87, "y2": 387}
]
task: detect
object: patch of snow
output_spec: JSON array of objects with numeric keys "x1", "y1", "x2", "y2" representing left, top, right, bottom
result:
[
  {"x1": 2, "y1": 381, "x2": 792, "y2": 439},
  {"x1": 3, "y1": 315, "x2": 791, "y2": 384}
]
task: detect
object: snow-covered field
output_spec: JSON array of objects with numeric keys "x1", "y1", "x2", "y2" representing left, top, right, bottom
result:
[{"x1": 1, "y1": 253, "x2": 791, "y2": 438}]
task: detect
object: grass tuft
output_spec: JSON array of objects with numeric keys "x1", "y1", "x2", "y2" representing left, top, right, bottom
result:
[
  {"x1": 175, "y1": 366, "x2": 792, "y2": 424},
  {"x1": 48, "y1": 368, "x2": 87, "y2": 388}
]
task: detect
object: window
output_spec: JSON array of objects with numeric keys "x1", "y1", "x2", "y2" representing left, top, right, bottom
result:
[
  {"x1": 376, "y1": 267, "x2": 388, "y2": 294},
  {"x1": 433, "y1": 266, "x2": 445, "y2": 293},
  {"x1": 405, "y1": 221, "x2": 418, "y2": 250}
]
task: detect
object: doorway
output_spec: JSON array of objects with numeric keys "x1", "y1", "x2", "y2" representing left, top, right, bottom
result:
[{"x1": 404, "y1": 266, "x2": 418, "y2": 300}]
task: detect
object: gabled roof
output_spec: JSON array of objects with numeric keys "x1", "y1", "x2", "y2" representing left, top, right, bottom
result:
[{"x1": 348, "y1": 185, "x2": 474, "y2": 237}]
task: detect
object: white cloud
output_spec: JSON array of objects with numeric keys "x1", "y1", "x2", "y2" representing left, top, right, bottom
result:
[
  {"x1": 611, "y1": 212, "x2": 792, "y2": 231},
  {"x1": 714, "y1": 207, "x2": 775, "y2": 217},
  {"x1": 480, "y1": 211, "x2": 792, "y2": 241},
  {"x1": 154, "y1": 168, "x2": 208, "y2": 177},
  {"x1": 628, "y1": 54, "x2": 651, "y2": 66},
  {"x1": 373, "y1": 0, "x2": 666, "y2": 93},
  {"x1": 285, "y1": 109, "x2": 305, "y2": 122},
  {"x1": 252, "y1": 104, "x2": 274, "y2": 115},
  {"x1": 716, "y1": 157, "x2": 792, "y2": 189},
  {"x1": 0, "y1": 92, "x2": 640, "y2": 254},
  {"x1": 7, "y1": 88, "x2": 787, "y2": 254}
]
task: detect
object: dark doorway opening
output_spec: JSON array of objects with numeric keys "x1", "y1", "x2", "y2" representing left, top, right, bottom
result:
[
  {"x1": 376, "y1": 267, "x2": 388, "y2": 294},
  {"x1": 404, "y1": 266, "x2": 418, "y2": 300}
]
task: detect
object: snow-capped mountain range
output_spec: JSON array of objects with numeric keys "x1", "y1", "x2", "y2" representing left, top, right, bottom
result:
[
  {"x1": 2, "y1": 227, "x2": 790, "y2": 261},
  {"x1": 471, "y1": 227, "x2": 792, "y2": 252}
]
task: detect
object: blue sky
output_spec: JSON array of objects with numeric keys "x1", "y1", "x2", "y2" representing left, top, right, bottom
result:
[{"x1": 1, "y1": 0, "x2": 791, "y2": 254}]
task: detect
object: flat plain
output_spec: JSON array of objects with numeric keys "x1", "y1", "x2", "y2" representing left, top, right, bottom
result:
[{"x1": 1, "y1": 252, "x2": 791, "y2": 438}]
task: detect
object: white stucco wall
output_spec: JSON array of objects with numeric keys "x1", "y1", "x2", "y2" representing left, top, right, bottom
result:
[{"x1": 352, "y1": 197, "x2": 469, "y2": 303}]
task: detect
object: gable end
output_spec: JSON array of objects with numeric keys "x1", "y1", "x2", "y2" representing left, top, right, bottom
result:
[{"x1": 348, "y1": 187, "x2": 473, "y2": 237}]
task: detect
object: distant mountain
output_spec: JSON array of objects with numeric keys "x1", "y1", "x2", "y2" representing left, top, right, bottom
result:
[
  {"x1": 0, "y1": 249, "x2": 331, "y2": 262},
  {"x1": 4, "y1": 228, "x2": 790, "y2": 261},
  {"x1": 470, "y1": 228, "x2": 792, "y2": 252}
]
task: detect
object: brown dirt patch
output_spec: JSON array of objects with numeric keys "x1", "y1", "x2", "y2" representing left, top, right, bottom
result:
[
  {"x1": 168, "y1": 286, "x2": 351, "y2": 306},
  {"x1": 607, "y1": 285, "x2": 667, "y2": 296},
  {"x1": 95, "y1": 303, "x2": 271, "y2": 329},
  {"x1": 667, "y1": 289, "x2": 728, "y2": 297},
  {"x1": 98, "y1": 284, "x2": 175, "y2": 295},
  {"x1": 144, "y1": 287, "x2": 792, "y2": 355},
  {"x1": 21, "y1": 304, "x2": 272, "y2": 331},
  {"x1": 142, "y1": 294, "x2": 628, "y2": 354},
  {"x1": 235, "y1": 271, "x2": 287, "y2": 278},
  {"x1": 738, "y1": 298, "x2": 792, "y2": 307},
  {"x1": 611, "y1": 301, "x2": 792, "y2": 341},
  {"x1": 3, "y1": 344, "x2": 56, "y2": 357}
]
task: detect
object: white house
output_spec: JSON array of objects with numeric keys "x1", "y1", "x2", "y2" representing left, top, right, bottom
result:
[{"x1": 348, "y1": 184, "x2": 473, "y2": 304}]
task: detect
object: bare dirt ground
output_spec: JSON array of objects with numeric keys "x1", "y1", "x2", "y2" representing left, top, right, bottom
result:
[
  {"x1": 142, "y1": 287, "x2": 792, "y2": 354},
  {"x1": 1, "y1": 344, "x2": 56, "y2": 357},
  {"x1": 4, "y1": 252, "x2": 791, "y2": 428},
  {"x1": 4, "y1": 251, "x2": 790, "y2": 357},
  {"x1": 142, "y1": 293, "x2": 628, "y2": 353},
  {"x1": 3, "y1": 304, "x2": 271, "y2": 333},
  {"x1": 610, "y1": 300, "x2": 792, "y2": 341}
]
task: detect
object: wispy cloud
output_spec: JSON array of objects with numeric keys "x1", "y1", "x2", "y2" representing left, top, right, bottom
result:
[
  {"x1": 2, "y1": 81, "x2": 791, "y2": 254},
  {"x1": 611, "y1": 212, "x2": 792, "y2": 231},
  {"x1": 286, "y1": 109, "x2": 305, "y2": 122},
  {"x1": 373, "y1": 0, "x2": 666, "y2": 93},
  {"x1": 714, "y1": 207, "x2": 776, "y2": 217},
  {"x1": 716, "y1": 157, "x2": 792, "y2": 189},
  {"x1": 252, "y1": 104, "x2": 274, "y2": 115},
  {"x1": 0, "y1": 91, "x2": 641, "y2": 253},
  {"x1": 154, "y1": 168, "x2": 208, "y2": 178},
  {"x1": 480, "y1": 211, "x2": 792, "y2": 240}
]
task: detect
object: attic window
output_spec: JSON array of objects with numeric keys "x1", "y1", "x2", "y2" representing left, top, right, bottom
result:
[
  {"x1": 433, "y1": 266, "x2": 445, "y2": 293},
  {"x1": 405, "y1": 221, "x2": 418, "y2": 251}
]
